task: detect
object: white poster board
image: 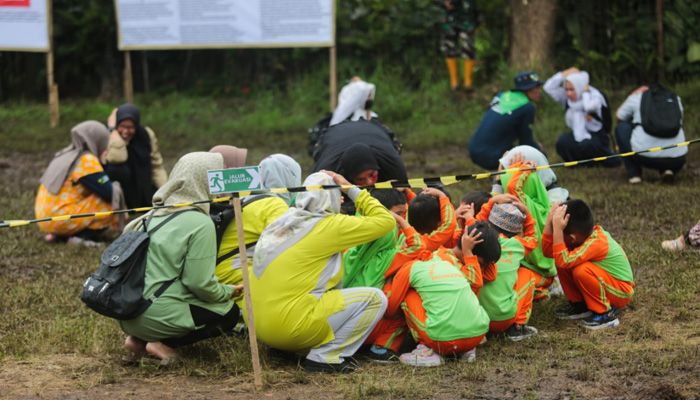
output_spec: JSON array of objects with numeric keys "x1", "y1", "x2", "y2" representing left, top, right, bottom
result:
[
  {"x1": 115, "y1": 0, "x2": 335, "y2": 50},
  {"x1": 0, "y1": 0, "x2": 49, "y2": 51}
]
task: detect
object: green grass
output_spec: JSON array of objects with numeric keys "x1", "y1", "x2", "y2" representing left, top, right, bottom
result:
[{"x1": 1, "y1": 72, "x2": 699, "y2": 399}]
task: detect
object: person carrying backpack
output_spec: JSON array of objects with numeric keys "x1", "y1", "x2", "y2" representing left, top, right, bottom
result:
[
  {"x1": 615, "y1": 85, "x2": 687, "y2": 184},
  {"x1": 118, "y1": 152, "x2": 240, "y2": 365},
  {"x1": 543, "y1": 68, "x2": 620, "y2": 167}
]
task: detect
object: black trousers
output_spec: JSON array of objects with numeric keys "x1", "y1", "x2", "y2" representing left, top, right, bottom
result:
[
  {"x1": 555, "y1": 130, "x2": 621, "y2": 167},
  {"x1": 161, "y1": 304, "x2": 240, "y2": 348},
  {"x1": 614, "y1": 121, "x2": 686, "y2": 178}
]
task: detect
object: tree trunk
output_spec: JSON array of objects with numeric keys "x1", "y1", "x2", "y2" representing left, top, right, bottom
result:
[{"x1": 509, "y1": 0, "x2": 558, "y2": 69}]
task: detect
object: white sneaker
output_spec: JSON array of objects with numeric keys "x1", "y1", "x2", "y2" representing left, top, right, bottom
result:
[
  {"x1": 67, "y1": 236, "x2": 101, "y2": 248},
  {"x1": 549, "y1": 277, "x2": 564, "y2": 297},
  {"x1": 628, "y1": 176, "x2": 642, "y2": 184},
  {"x1": 459, "y1": 348, "x2": 476, "y2": 363},
  {"x1": 399, "y1": 344, "x2": 443, "y2": 367}
]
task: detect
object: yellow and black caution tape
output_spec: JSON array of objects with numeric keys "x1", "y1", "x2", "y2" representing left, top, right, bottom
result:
[{"x1": 1, "y1": 138, "x2": 698, "y2": 229}]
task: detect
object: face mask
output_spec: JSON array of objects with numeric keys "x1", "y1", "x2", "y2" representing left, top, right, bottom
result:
[{"x1": 364, "y1": 99, "x2": 374, "y2": 111}]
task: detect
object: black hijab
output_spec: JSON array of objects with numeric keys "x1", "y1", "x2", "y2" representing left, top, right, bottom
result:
[
  {"x1": 338, "y1": 143, "x2": 380, "y2": 182},
  {"x1": 115, "y1": 103, "x2": 154, "y2": 208}
]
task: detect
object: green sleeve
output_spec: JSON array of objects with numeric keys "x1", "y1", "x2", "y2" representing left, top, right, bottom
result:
[
  {"x1": 325, "y1": 189, "x2": 395, "y2": 253},
  {"x1": 181, "y1": 221, "x2": 234, "y2": 302}
]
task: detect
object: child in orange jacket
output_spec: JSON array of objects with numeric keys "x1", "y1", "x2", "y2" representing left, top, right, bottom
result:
[
  {"x1": 361, "y1": 187, "x2": 457, "y2": 360},
  {"x1": 542, "y1": 199, "x2": 634, "y2": 330}
]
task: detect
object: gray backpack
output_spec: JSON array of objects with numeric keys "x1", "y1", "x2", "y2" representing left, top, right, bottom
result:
[{"x1": 80, "y1": 209, "x2": 191, "y2": 320}]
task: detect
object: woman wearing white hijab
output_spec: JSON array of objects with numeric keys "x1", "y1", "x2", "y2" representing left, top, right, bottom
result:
[
  {"x1": 215, "y1": 153, "x2": 303, "y2": 293},
  {"x1": 120, "y1": 152, "x2": 239, "y2": 364},
  {"x1": 543, "y1": 67, "x2": 620, "y2": 167},
  {"x1": 35, "y1": 121, "x2": 123, "y2": 244},
  {"x1": 250, "y1": 171, "x2": 394, "y2": 373}
]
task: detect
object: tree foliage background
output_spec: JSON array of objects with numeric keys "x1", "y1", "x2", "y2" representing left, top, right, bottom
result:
[{"x1": 0, "y1": 0, "x2": 698, "y2": 101}]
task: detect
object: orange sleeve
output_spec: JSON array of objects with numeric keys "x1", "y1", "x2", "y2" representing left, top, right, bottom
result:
[
  {"x1": 386, "y1": 262, "x2": 413, "y2": 317},
  {"x1": 475, "y1": 198, "x2": 495, "y2": 222},
  {"x1": 460, "y1": 254, "x2": 483, "y2": 295},
  {"x1": 482, "y1": 261, "x2": 498, "y2": 284},
  {"x1": 444, "y1": 226, "x2": 463, "y2": 249},
  {"x1": 552, "y1": 228, "x2": 609, "y2": 270},
  {"x1": 542, "y1": 233, "x2": 554, "y2": 257},
  {"x1": 385, "y1": 226, "x2": 425, "y2": 278},
  {"x1": 515, "y1": 211, "x2": 538, "y2": 256},
  {"x1": 405, "y1": 189, "x2": 416, "y2": 203},
  {"x1": 420, "y1": 196, "x2": 457, "y2": 251},
  {"x1": 505, "y1": 162, "x2": 532, "y2": 202}
]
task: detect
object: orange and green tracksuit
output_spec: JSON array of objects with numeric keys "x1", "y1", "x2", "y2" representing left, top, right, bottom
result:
[
  {"x1": 365, "y1": 194, "x2": 457, "y2": 352},
  {"x1": 501, "y1": 163, "x2": 556, "y2": 317},
  {"x1": 433, "y1": 247, "x2": 494, "y2": 296},
  {"x1": 386, "y1": 254, "x2": 489, "y2": 355},
  {"x1": 542, "y1": 225, "x2": 634, "y2": 314},
  {"x1": 474, "y1": 199, "x2": 537, "y2": 332}
]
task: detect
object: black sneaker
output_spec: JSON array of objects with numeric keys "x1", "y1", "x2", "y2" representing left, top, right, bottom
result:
[
  {"x1": 363, "y1": 345, "x2": 399, "y2": 364},
  {"x1": 661, "y1": 169, "x2": 675, "y2": 184},
  {"x1": 555, "y1": 302, "x2": 593, "y2": 320},
  {"x1": 581, "y1": 309, "x2": 620, "y2": 330},
  {"x1": 506, "y1": 324, "x2": 538, "y2": 342},
  {"x1": 303, "y1": 359, "x2": 358, "y2": 374}
]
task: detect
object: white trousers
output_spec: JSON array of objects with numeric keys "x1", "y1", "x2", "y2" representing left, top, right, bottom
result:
[{"x1": 306, "y1": 287, "x2": 387, "y2": 364}]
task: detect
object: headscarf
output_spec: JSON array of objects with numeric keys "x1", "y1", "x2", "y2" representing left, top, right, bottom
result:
[
  {"x1": 209, "y1": 145, "x2": 247, "y2": 169},
  {"x1": 499, "y1": 145, "x2": 569, "y2": 204},
  {"x1": 152, "y1": 152, "x2": 223, "y2": 215},
  {"x1": 338, "y1": 143, "x2": 379, "y2": 183},
  {"x1": 258, "y1": 154, "x2": 302, "y2": 205},
  {"x1": 253, "y1": 173, "x2": 340, "y2": 273},
  {"x1": 330, "y1": 79, "x2": 377, "y2": 126},
  {"x1": 39, "y1": 121, "x2": 110, "y2": 195},
  {"x1": 115, "y1": 103, "x2": 154, "y2": 208},
  {"x1": 563, "y1": 72, "x2": 607, "y2": 142}
]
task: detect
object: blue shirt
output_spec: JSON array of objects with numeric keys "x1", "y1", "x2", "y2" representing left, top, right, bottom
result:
[{"x1": 468, "y1": 95, "x2": 539, "y2": 170}]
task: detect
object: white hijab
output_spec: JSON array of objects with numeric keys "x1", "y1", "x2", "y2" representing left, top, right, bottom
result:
[
  {"x1": 253, "y1": 173, "x2": 341, "y2": 271},
  {"x1": 330, "y1": 79, "x2": 377, "y2": 126},
  {"x1": 565, "y1": 71, "x2": 606, "y2": 142},
  {"x1": 257, "y1": 154, "x2": 302, "y2": 205},
  {"x1": 499, "y1": 145, "x2": 569, "y2": 204}
]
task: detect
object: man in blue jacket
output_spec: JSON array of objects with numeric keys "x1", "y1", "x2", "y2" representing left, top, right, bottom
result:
[{"x1": 468, "y1": 72, "x2": 545, "y2": 170}]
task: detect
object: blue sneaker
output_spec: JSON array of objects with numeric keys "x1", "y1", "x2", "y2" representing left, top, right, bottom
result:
[
  {"x1": 365, "y1": 345, "x2": 399, "y2": 363},
  {"x1": 581, "y1": 309, "x2": 620, "y2": 330}
]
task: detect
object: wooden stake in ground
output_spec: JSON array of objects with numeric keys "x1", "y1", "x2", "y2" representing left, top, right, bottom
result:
[
  {"x1": 232, "y1": 195, "x2": 264, "y2": 390},
  {"x1": 123, "y1": 51, "x2": 134, "y2": 103},
  {"x1": 329, "y1": 45, "x2": 337, "y2": 111},
  {"x1": 46, "y1": 0, "x2": 59, "y2": 128}
]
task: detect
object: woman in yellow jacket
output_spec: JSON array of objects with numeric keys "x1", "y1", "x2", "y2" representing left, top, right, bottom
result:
[{"x1": 251, "y1": 171, "x2": 395, "y2": 373}]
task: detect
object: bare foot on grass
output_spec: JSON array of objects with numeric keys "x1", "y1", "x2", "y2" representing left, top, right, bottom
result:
[
  {"x1": 123, "y1": 336, "x2": 146, "y2": 363},
  {"x1": 145, "y1": 342, "x2": 178, "y2": 365}
]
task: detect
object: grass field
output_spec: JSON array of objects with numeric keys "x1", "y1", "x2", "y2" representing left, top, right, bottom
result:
[{"x1": 1, "y1": 76, "x2": 699, "y2": 399}]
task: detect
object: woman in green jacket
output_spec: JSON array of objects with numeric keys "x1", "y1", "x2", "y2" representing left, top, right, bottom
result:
[{"x1": 120, "y1": 152, "x2": 240, "y2": 364}]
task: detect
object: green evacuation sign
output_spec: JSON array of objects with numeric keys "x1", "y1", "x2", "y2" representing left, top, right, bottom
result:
[{"x1": 207, "y1": 167, "x2": 262, "y2": 194}]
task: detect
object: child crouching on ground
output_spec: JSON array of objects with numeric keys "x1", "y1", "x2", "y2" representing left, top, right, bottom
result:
[
  {"x1": 344, "y1": 187, "x2": 457, "y2": 361},
  {"x1": 542, "y1": 199, "x2": 635, "y2": 329},
  {"x1": 470, "y1": 194, "x2": 539, "y2": 341},
  {"x1": 385, "y1": 235, "x2": 491, "y2": 367}
]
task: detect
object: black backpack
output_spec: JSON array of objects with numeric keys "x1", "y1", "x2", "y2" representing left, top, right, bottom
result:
[
  {"x1": 210, "y1": 195, "x2": 273, "y2": 265},
  {"x1": 640, "y1": 85, "x2": 682, "y2": 138},
  {"x1": 308, "y1": 112, "x2": 333, "y2": 158},
  {"x1": 80, "y1": 209, "x2": 191, "y2": 320}
]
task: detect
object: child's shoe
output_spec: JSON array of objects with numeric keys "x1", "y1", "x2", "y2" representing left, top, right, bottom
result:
[
  {"x1": 506, "y1": 324, "x2": 538, "y2": 341},
  {"x1": 365, "y1": 345, "x2": 399, "y2": 363},
  {"x1": 661, "y1": 235, "x2": 686, "y2": 252},
  {"x1": 459, "y1": 348, "x2": 476, "y2": 363},
  {"x1": 555, "y1": 302, "x2": 592, "y2": 320},
  {"x1": 399, "y1": 344, "x2": 443, "y2": 367},
  {"x1": 581, "y1": 309, "x2": 620, "y2": 330}
]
